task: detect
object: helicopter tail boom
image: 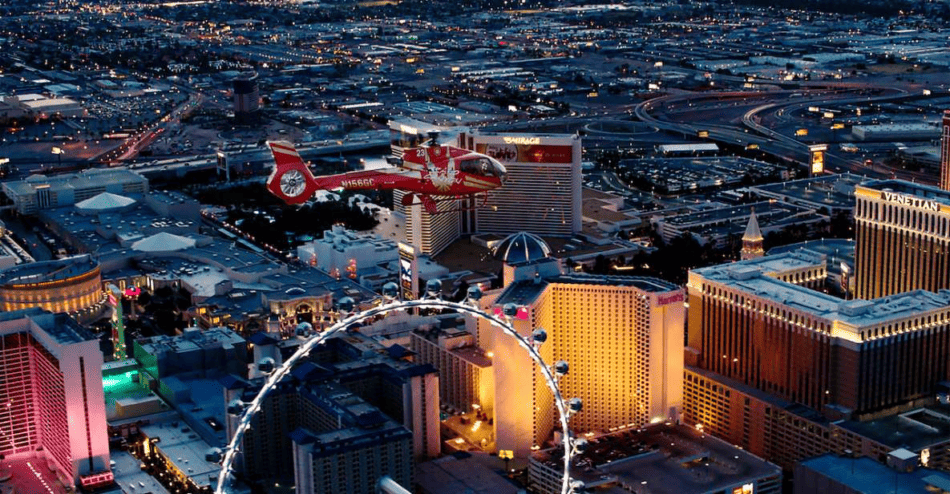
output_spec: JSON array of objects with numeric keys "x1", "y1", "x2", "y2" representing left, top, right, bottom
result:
[{"x1": 266, "y1": 141, "x2": 323, "y2": 205}]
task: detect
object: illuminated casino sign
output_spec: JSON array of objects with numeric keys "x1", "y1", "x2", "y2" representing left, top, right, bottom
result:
[
  {"x1": 881, "y1": 191, "x2": 940, "y2": 212},
  {"x1": 398, "y1": 242, "x2": 416, "y2": 300},
  {"x1": 502, "y1": 136, "x2": 541, "y2": 145},
  {"x1": 809, "y1": 144, "x2": 827, "y2": 175},
  {"x1": 107, "y1": 284, "x2": 127, "y2": 360},
  {"x1": 657, "y1": 292, "x2": 685, "y2": 306},
  {"x1": 476, "y1": 142, "x2": 573, "y2": 164}
]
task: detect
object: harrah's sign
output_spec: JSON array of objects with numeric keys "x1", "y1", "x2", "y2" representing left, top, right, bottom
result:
[
  {"x1": 657, "y1": 292, "x2": 684, "y2": 306},
  {"x1": 881, "y1": 191, "x2": 940, "y2": 212}
]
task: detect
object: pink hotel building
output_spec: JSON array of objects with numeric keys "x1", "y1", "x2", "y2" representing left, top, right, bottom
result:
[{"x1": 0, "y1": 308, "x2": 111, "y2": 489}]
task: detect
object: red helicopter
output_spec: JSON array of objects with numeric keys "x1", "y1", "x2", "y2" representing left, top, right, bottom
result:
[{"x1": 265, "y1": 138, "x2": 507, "y2": 214}]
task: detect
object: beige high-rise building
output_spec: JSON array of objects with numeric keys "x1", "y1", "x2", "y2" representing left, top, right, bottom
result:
[
  {"x1": 477, "y1": 233, "x2": 684, "y2": 457},
  {"x1": 853, "y1": 180, "x2": 950, "y2": 299},
  {"x1": 460, "y1": 132, "x2": 583, "y2": 237},
  {"x1": 411, "y1": 325, "x2": 493, "y2": 414},
  {"x1": 542, "y1": 276, "x2": 684, "y2": 432},
  {"x1": 389, "y1": 120, "x2": 461, "y2": 256}
]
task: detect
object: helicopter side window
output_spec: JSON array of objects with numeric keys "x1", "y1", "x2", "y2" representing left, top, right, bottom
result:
[{"x1": 460, "y1": 159, "x2": 495, "y2": 176}]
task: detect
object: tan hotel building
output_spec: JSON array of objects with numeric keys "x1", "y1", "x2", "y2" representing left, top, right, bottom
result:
[
  {"x1": 478, "y1": 234, "x2": 684, "y2": 457},
  {"x1": 461, "y1": 132, "x2": 583, "y2": 237},
  {"x1": 682, "y1": 178, "x2": 950, "y2": 472},
  {"x1": 687, "y1": 254, "x2": 950, "y2": 417},
  {"x1": 684, "y1": 251, "x2": 950, "y2": 468},
  {"x1": 854, "y1": 180, "x2": 950, "y2": 299}
]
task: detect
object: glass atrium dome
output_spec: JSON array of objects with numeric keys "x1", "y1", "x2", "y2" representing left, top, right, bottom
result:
[{"x1": 492, "y1": 232, "x2": 552, "y2": 265}]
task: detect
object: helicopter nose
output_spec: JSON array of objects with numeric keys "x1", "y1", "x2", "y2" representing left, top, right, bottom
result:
[{"x1": 492, "y1": 160, "x2": 508, "y2": 183}]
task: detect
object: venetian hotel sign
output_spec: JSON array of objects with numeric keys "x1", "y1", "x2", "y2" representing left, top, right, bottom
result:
[{"x1": 881, "y1": 191, "x2": 940, "y2": 212}]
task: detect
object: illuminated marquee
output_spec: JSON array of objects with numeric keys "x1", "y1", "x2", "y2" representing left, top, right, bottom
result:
[
  {"x1": 107, "y1": 284, "x2": 127, "y2": 360},
  {"x1": 881, "y1": 191, "x2": 940, "y2": 212},
  {"x1": 502, "y1": 136, "x2": 541, "y2": 145},
  {"x1": 809, "y1": 144, "x2": 827, "y2": 175},
  {"x1": 811, "y1": 152, "x2": 824, "y2": 174},
  {"x1": 398, "y1": 242, "x2": 416, "y2": 300},
  {"x1": 840, "y1": 262, "x2": 852, "y2": 295}
]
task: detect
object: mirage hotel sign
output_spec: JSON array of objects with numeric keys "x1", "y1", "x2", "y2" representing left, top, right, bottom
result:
[{"x1": 881, "y1": 191, "x2": 941, "y2": 212}]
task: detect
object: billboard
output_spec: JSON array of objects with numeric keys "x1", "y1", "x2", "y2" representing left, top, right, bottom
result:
[
  {"x1": 107, "y1": 284, "x2": 126, "y2": 360},
  {"x1": 399, "y1": 242, "x2": 417, "y2": 300},
  {"x1": 809, "y1": 144, "x2": 827, "y2": 175},
  {"x1": 840, "y1": 262, "x2": 853, "y2": 296},
  {"x1": 475, "y1": 142, "x2": 573, "y2": 164}
]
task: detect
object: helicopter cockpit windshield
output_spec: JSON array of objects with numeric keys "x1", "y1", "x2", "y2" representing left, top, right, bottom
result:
[{"x1": 460, "y1": 157, "x2": 508, "y2": 182}]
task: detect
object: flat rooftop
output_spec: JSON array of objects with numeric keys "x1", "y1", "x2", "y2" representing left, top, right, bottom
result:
[
  {"x1": 693, "y1": 259, "x2": 950, "y2": 330},
  {"x1": 452, "y1": 346, "x2": 492, "y2": 368},
  {"x1": 415, "y1": 326, "x2": 492, "y2": 367},
  {"x1": 4, "y1": 168, "x2": 146, "y2": 196},
  {"x1": 137, "y1": 327, "x2": 244, "y2": 356},
  {"x1": 111, "y1": 449, "x2": 170, "y2": 494},
  {"x1": 416, "y1": 452, "x2": 520, "y2": 494},
  {"x1": 768, "y1": 239, "x2": 854, "y2": 277},
  {"x1": 42, "y1": 196, "x2": 378, "y2": 308},
  {"x1": 750, "y1": 172, "x2": 867, "y2": 210},
  {"x1": 102, "y1": 366, "x2": 160, "y2": 420},
  {"x1": 494, "y1": 279, "x2": 549, "y2": 307},
  {"x1": 738, "y1": 249, "x2": 824, "y2": 274},
  {"x1": 534, "y1": 424, "x2": 780, "y2": 494},
  {"x1": 661, "y1": 200, "x2": 812, "y2": 228},
  {"x1": 838, "y1": 405, "x2": 950, "y2": 452},
  {"x1": 0, "y1": 308, "x2": 97, "y2": 345},
  {"x1": 799, "y1": 454, "x2": 950, "y2": 494},
  {"x1": 139, "y1": 419, "x2": 222, "y2": 490},
  {"x1": 434, "y1": 234, "x2": 642, "y2": 281},
  {"x1": 554, "y1": 273, "x2": 679, "y2": 292},
  {"x1": 494, "y1": 273, "x2": 679, "y2": 307},
  {"x1": 583, "y1": 197, "x2": 631, "y2": 223}
]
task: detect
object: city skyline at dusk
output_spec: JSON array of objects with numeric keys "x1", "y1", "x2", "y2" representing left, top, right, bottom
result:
[{"x1": 2, "y1": 1, "x2": 950, "y2": 494}]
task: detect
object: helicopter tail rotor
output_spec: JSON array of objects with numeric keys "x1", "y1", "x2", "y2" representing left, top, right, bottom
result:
[{"x1": 266, "y1": 141, "x2": 320, "y2": 205}]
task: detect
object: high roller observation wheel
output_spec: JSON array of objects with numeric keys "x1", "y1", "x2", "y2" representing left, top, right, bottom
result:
[{"x1": 215, "y1": 291, "x2": 587, "y2": 494}]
